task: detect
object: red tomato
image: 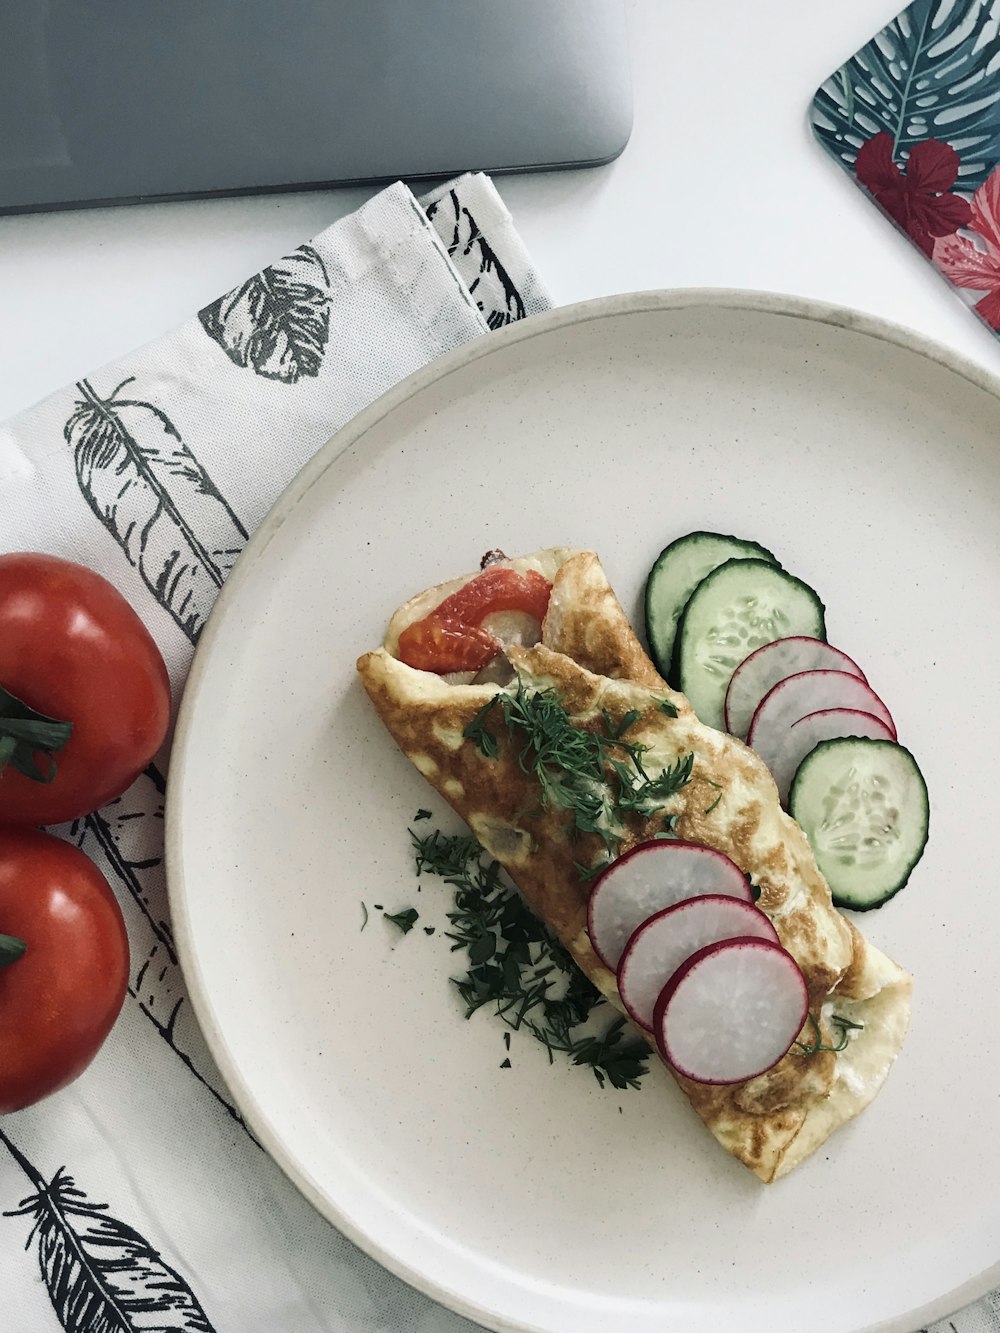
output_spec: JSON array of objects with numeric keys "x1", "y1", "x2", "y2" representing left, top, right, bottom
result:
[
  {"x1": 0, "y1": 553, "x2": 170, "y2": 825},
  {"x1": 397, "y1": 567, "x2": 552, "y2": 673},
  {"x1": 0, "y1": 826, "x2": 129, "y2": 1113}
]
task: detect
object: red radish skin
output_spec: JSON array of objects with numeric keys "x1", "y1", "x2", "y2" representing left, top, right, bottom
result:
[
  {"x1": 616, "y1": 895, "x2": 778, "y2": 1031},
  {"x1": 758, "y1": 706, "x2": 894, "y2": 806},
  {"x1": 746, "y1": 669, "x2": 895, "y2": 749},
  {"x1": 587, "y1": 839, "x2": 753, "y2": 970},
  {"x1": 724, "y1": 637, "x2": 867, "y2": 740},
  {"x1": 746, "y1": 671, "x2": 896, "y2": 807},
  {"x1": 653, "y1": 937, "x2": 808, "y2": 1086},
  {"x1": 780, "y1": 707, "x2": 895, "y2": 805}
]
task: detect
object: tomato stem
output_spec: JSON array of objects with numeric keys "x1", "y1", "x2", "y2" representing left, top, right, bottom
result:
[
  {"x1": 0, "y1": 933, "x2": 26, "y2": 968},
  {"x1": 0, "y1": 682, "x2": 73, "y2": 785}
]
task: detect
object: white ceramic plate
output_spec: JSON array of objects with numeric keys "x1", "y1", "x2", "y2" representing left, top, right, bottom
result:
[{"x1": 167, "y1": 292, "x2": 1000, "y2": 1333}]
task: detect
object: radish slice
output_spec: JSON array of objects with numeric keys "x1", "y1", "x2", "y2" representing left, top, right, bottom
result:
[
  {"x1": 757, "y1": 706, "x2": 894, "y2": 805},
  {"x1": 747, "y1": 669, "x2": 895, "y2": 751},
  {"x1": 746, "y1": 670, "x2": 896, "y2": 805},
  {"x1": 653, "y1": 937, "x2": 808, "y2": 1085},
  {"x1": 587, "y1": 840, "x2": 752, "y2": 970},
  {"x1": 724, "y1": 637, "x2": 866, "y2": 740},
  {"x1": 617, "y1": 895, "x2": 778, "y2": 1031}
]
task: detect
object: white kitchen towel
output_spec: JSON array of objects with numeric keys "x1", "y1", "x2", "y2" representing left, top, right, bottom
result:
[
  {"x1": 0, "y1": 171, "x2": 994, "y2": 1333},
  {"x1": 0, "y1": 173, "x2": 548, "y2": 1333}
]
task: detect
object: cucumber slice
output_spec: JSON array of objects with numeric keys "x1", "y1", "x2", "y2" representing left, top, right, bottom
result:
[
  {"x1": 644, "y1": 532, "x2": 778, "y2": 682},
  {"x1": 788, "y1": 738, "x2": 929, "y2": 910},
  {"x1": 676, "y1": 559, "x2": 826, "y2": 730}
]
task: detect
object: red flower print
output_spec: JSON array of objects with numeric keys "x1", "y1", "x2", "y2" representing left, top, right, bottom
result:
[
  {"x1": 855, "y1": 133, "x2": 971, "y2": 257},
  {"x1": 933, "y1": 165, "x2": 1000, "y2": 329}
]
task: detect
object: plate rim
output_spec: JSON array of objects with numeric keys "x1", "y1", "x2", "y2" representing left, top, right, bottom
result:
[{"x1": 165, "y1": 287, "x2": 1000, "y2": 1333}]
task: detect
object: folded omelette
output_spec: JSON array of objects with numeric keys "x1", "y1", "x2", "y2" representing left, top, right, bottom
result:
[{"x1": 357, "y1": 548, "x2": 911, "y2": 1182}]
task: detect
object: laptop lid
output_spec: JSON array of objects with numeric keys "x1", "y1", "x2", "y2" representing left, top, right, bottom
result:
[{"x1": 1, "y1": 0, "x2": 632, "y2": 214}]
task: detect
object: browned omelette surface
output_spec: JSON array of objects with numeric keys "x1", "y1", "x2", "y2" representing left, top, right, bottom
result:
[{"x1": 357, "y1": 549, "x2": 911, "y2": 1181}]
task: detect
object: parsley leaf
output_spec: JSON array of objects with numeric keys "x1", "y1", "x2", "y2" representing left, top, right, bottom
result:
[{"x1": 384, "y1": 907, "x2": 419, "y2": 935}]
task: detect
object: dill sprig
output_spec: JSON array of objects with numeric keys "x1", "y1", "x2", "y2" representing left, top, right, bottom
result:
[
  {"x1": 411, "y1": 827, "x2": 651, "y2": 1090},
  {"x1": 792, "y1": 1011, "x2": 864, "y2": 1056},
  {"x1": 463, "y1": 678, "x2": 694, "y2": 865},
  {"x1": 616, "y1": 751, "x2": 694, "y2": 815}
]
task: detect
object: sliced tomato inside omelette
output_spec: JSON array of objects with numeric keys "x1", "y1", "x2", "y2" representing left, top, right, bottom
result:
[{"x1": 397, "y1": 566, "x2": 552, "y2": 673}]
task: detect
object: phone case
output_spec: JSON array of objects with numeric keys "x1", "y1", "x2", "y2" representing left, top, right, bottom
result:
[{"x1": 811, "y1": 0, "x2": 1000, "y2": 335}]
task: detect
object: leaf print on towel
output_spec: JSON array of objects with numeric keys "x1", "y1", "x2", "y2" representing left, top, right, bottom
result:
[
  {"x1": 0, "y1": 1125, "x2": 216, "y2": 1333},
  {"x1": 425, "y1": 188, "x2": 526, "y2": 329},
  {"x1": 64, "y1": 378, "x2": 248, "y2": 644},
  {"x1": 64, "y1": 767, "x2": 250, "y2": 1134},
  {"x1": 199, "y1": 244, "x2": 332, "y2": 383},
  {"x1": 812, "y1": 0, "x2": 1000, "y2": 194}
]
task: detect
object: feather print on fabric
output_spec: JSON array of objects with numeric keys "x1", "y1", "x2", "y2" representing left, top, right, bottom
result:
[
  {"x1": 425, "y1": 188, "x2": 526, "y2": 328},
  {"x1": 63, "y1": 767, "x2": 249, "y2": 1133},
  {"x1": 0, "y1": 1126, "x2": 216, "y2": 1333},
  {"x1": 64, "y1": 378, "x2": 248, "y2": 644},
  {"x1": 198, "y1": 243, "x2": 332, "y2": 383}
]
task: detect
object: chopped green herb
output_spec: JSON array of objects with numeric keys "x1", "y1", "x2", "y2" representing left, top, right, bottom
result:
[
  {"x1": 656, "y1": 698, "x2": 679, "y2": 718},
  {"x1": 411, "y1": 828, "x2": 650, "y2": 1090},
  {"x1": 464, "y1": 698, "x2": 501, "y2": 758},
  {"x1": 461, "y1": 677, "x2": 695, "y2": 874},
  {"x1": 616, "y1": 752, "x2": 694, "y2": 815},
  {"x1": 384, "y1": 907, "x2": 419, "y2": 935},
  {"x1": 700, "y1": 776, "x2": 723, "y2": 815},
  {"x1": 652, "y1": 816, "x2": 681, "y2": 839},
  {"x1": 565, "y1": 1018, "x2": 649, "y2": 1090},
  {"x1": 373, "y1": 903, "x2": 384, "y2": 911},
  {"x1": 412, "y1": 827, "x2": 482, "y2": 879},
  {"x1": 414, "y1": 808, "x2": 432, "y2": 822},
  {"x1": 503, "y1": 1031, "x2": 511, "y2": 1050},
  {"x1": 793, "y1": 1012, "x2": 864, "y2": 1056},
  {"x1": 500, "y1": 1058, "x2": 512, "y2": 1069},
  {"x1": 360, "y1": 902, "x2": 369, "y2": 932},
  {"x1": 602, "y1": 707, "x2": 642, "y2": 740},
  {"x1": 423, "y1": 926, "x2": 436, "y2": 936}
]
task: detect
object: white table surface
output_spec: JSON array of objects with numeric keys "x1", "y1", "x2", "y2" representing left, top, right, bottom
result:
[
  {"x1": 2, "y1": 0, "x2": 999, "y2": 422},
  {"x1": 0, "y1": 8, "x2": 994, "y2": 1330}
]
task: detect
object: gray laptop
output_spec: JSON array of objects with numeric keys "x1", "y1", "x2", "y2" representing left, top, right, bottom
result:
[{"x1": 1, "y1": 0, "x2": 632, "y2": 215}]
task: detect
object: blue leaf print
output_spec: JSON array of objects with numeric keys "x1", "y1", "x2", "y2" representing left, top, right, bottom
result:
[{"x1": 812, "y1": 0, "x2": 1000, "y2": 193}]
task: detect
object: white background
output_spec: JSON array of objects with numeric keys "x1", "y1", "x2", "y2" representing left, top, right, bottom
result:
[
  {"x1": 1, "y1": 5, "x2": 997, "y2": 1331},
  {"x1": 3, "y1": 0, "x2": 1000, "y2": 428}
]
